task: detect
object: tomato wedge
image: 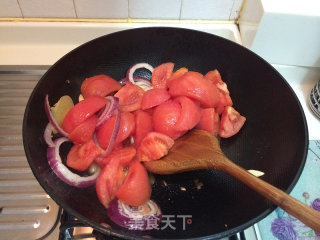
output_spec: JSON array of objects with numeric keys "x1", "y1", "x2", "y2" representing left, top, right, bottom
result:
[
  {"x1": 219, "y1": 106, "x2": 246, "y2": 138},
  {"x1": 151, "y1": 62, "x2": 174, "y2": 89},
  {"x1": 62, "y1": 96, "x2": 107, "y2": 133},
  {"x1": 115, "y1": 160, "x2": 151, "y2": 206},
  {"x1": 216, "y1": 91, "x2": 233, "y2": 114},
  {"x1": 174, "y1": 96, "x2": 201, "y2": 131},
  {"x1": 168, "y1": 71, "x2": 220, "y2": 108},
  {"x1": 205, "y1": 69, "x2": 233, "y2": 114},
  {"x1": 81, "y1": 74, "x2": 121, "y2": 98},
  {"x1": 152, "y1": 100, "x2": 185, "y2": 140},
  {"x1": 134, "y1": 110, "x2": 153, "y2": 147},
  {"x1": 137, "y1": 132, "x2": 174, "y2": 162},
  {"x1": 114, "y1": 82, "x2": 144, "y2": 112},
  {"x1": 141, "y1": 88, "x2": 171, "y2": 110},
  {"x1": 204, "y1": 69, "x2": 223, "y2": 85},
  {"x1": 69, "y1": 115, "x2": 97, "y2": 144},
  {"x1": 197, "y1": 108, "x2": 220, "y2": 135},
  {"x1": 96, "y1": 157, "x2": 126, "y2": 208},
  {"x1": 116, "y1": 112, "x2": 135, "y2": 144},
  {"x1": 95, "y1": 146, "x2": 136, "y2": 168},
  {"x1": 66, "y1": 139, "x2": 102, "y2": 171}
]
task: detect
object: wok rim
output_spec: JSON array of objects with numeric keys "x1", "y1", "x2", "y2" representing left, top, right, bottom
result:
[{"x1": 22, "y1": 26, "x2": 309, "y2": 240}]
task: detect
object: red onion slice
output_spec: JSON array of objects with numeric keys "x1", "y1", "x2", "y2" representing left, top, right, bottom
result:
[
  {"x1": 95, "y1": 109, "x2": 121, "y2": 158},
  {"x1": 44, "y1": 123, "x2": 55, "y2": 147},
  {"x1": 96, "y1": 96, "x2": 119, "y2": 129},
  {"x1": 107, "y1": 199, "x2": 162, "y2": 231},
  {"x1": 126, "y1": 63, "x2": 154, "y2": 84},
  {"x1": 44, "y1": 95, "x2": 69, "y2": 137},
  {"x1": 47, "y1": 137, "x2": 100, "y2": 188}
]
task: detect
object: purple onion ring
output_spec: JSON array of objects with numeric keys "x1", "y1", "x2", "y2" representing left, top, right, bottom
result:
[
  {"x1": 43, "y1": 123, "x2": 55, "y2": 147},
  {"x1": 47, "y1": 137, "x2": 100, "y2": 188},
  {"x1": 44, "y1": 94, "x2": 69, "y2": 137},
  {"x1": 96, "y1": 96, "x2": 119, "y2": 129},
  {"x1": 126, "y1": 63, "x2": 154, "y2": 84}
]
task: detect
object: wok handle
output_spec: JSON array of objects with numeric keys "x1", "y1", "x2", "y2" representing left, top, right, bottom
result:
[{"x1": 218, "y1": 158, "x2": 320, "y2": 233}]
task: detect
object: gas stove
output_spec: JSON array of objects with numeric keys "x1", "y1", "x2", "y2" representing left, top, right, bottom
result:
[{"x1": 0, "y1": 22, "x2": 319, "y2": 240}]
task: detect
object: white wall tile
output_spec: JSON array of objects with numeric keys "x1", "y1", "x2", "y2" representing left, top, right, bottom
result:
[
  {"x1": 74, "y1": 0, "x2": 128, "y2": 19},
  {"x1": 129, "y1": 0, "x2": 181, "y2": 19},
  {"x1": 181, "y1": 0, "x2": 234, "y2": 20},
  {"x1": 0, "y1": 0, "x2": 22, "y2": 17},
  {"x1": 18, "y1": 0, "x2": 76, "y2": 18},
  {"x1": 229, "y1": 0, "x2": 243, "y2": 20}
]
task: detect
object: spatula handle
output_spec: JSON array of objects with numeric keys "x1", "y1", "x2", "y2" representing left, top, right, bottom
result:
[{"x1": 218, "y1": 158, "x2": 320, "y2": 232}]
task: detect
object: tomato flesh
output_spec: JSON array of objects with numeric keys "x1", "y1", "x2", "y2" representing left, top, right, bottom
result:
[
  {"x1": 95, "y1": 146, "x2": 136, "y2": 168},
  {"x1": 115, "y1": 160, "x2": 151, "y2": 206},
  {"x1": 137, "y1": 132, "x2": 174, "y2": 162},
  {"x1": 96, "y1": 157, "x2": 126, "y2": 208},
  {"x1": 219, "y1": 106, "x2": 246, "y2": 138},
  {"x1": 114, "y1": 82, "x2": 145, "y2": 112},
  {"x1": 141, "y1": 88, "x2": 171, "y2": 110},
  {"x1": 69, "y1": 115, "x2": 97, "y2": 144},
  {"x1": 66, "y1": 139, "x2": 102, "y2": 172},
  {"x1": 204, "y1": 69, "x2": 223, "y2": 85},
  {"x1": 62, "y1": 96, "x2": 107, "y2": 133},
  {"x1": 151, "y1": 62, "x2": 174, "y2": 89},
  {"x1": 134, "y1": 110, "x2": 153, "y2": 147},
  {"x1": 205, "y1": 69, "x2": 233, "y2": 114},
  {"x1": 197, "y1": 108, "x2": 220, "y2": 135},
  {"x1": 115, "y1": 112, "x2": 135, "y2": 144},
  {"x1": 81, "y1": 74, "x2": 121, "y2": 98}
]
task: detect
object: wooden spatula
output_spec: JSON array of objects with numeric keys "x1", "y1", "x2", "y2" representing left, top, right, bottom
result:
[{"x1": 144, "y1": 129, "x2": 320, "y2": 232}]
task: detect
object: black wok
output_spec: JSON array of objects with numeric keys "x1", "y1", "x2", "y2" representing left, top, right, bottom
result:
[{"x1": 23, "y1": 27, "x2": 308, "y2": 239}]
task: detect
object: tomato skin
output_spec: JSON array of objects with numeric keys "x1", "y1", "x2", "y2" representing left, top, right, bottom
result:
[
  {"x1": 81, "y1": 74, "x2": 121, "y2": 98},
  {"x1": 134, "y1": 110, "x2": 153, "y2": 147},
  {"x1": 96, "y1": 111, "x2": 135, "y2": 149},
  {"x1": 174, "y1": 96, "x2": 201, "y2": 131},
  {"x1": 197, "y1": 108, "x2": 220, "y2": 135},
  {"x1": 219, "y1": 106, "x2": 246, "y2": 138},
  {"x1": 95, "y1": 146, "x2": 136, "y2": 168},
  {"x1": 151, "y1": 62, "x2": 174, "y2": 89},
  {"x1": 152, "y1": 100, "x2": 185, "y2": 140},
  {"x1": 115, "y1": 160, "x2": 151, "y2": 207},
  {"x1": 69, "y1": 115, "x2": 97, "y2": 144},
  {"x1": 66, "y1": 139, "x2": 102, "y2": 172},
  {"x1": 168, "y1": 71, "x2": 220, "y2": 108},
  {"x1": 114, "y1": 82, "x2": 144, "y2": 112},
  {"x1": 62, "y1": 96, "x2": 107, "y2": 133},
  {"x1": 141, "y1": 88, "x2": 171, "y2": 110},
  {"x1": 137, "y1": 132, "x2": 174, "y2": 162}
]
